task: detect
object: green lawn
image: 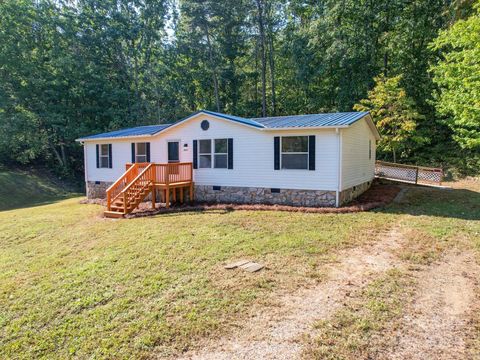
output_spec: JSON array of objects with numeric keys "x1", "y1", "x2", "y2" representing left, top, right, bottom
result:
[
  {"x1": 0, "y1": 168, "x2": 76, "y2": 211},
  {"x1": 0, "y1": 170, "x2": 478, "y2": 359}
]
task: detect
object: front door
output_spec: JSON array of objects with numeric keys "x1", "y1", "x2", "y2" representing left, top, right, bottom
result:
[{"x1": 168, "y1": 141, "x2": 180, "y2": 163}]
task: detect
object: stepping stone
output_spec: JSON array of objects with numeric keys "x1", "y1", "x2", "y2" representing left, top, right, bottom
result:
[
  {"x1": 240, "y1": 262, "x2": 264, "y2": 273},
  {"x1": 224, "y1": 260, "x2": 250, "y2": 269}
]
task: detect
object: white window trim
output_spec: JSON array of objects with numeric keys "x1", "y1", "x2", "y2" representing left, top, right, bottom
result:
[
  {"x1": 213, "y1": 138, "x2": 228, "y2": 169},
  {"x1": 135, "y1": 142, "x2": 148, "y2": 163},
  {"x1": 280, "y1": 136, "x2": 309, "y2": 170},
  {"x1": 197, "y1": 138, "x2": 229, "y2": 169},
  {"x1": 198, "y1": 139, "x2": 212, "y2": 169},
  {"x1": 99, "y1": 144, "x2": 110, "y2": 169}
]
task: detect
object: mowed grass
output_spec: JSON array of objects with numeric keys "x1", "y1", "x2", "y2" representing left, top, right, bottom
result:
[
  {"x1": 1, "y1": 170, "x2": 478, "y2": 359},
  {"x1": 304, "y1": 178, "x2": 480, "y2": 359},
  {"x1": 0, "y1": 168, "x2": 76, "y2": 211},
  {"x1": 0, "y1": 170, "x2": 394, "y2": 359}
]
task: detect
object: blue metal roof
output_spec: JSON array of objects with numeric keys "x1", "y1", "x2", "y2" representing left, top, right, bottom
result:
[
  {"x1": 251, "y1": 112, "x2": 369, "y2": 128},
  {"x1": 196, "y1": 110, "x2": 264, "y2": 128},
  {"x1": 77, "y1": 111, "x2": 371, "y2": 141},
  {"x1": 79, "y1": 124, "x2": 171, "y2": 140}
]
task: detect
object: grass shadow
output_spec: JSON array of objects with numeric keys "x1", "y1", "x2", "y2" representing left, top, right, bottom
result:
[
  {"x1": 0, "y1": 169, "x2": 80, "y2": 211},
  {"x1": 378, "y1": 185, "x2": 480, "y2": 221}
]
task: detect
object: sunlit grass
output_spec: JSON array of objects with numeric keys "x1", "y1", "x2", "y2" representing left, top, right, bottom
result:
[
  {"x1": 0, "y1": 195, "x2": 392, "y2": 359},
  {"x1": 1, "y1": 174, "x2": 478, "y2": 358}
]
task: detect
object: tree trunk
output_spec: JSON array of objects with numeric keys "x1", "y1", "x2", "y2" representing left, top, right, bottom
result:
[
  {"x1": 60, "y1": 144, "x2": 67, "y2": 167},
  {"x1": 51, "y1": 145, "x2": 65, "y2": 168},
  {"x1": 256, "y1": 0, "x2": 267, "y2": 117},
  {"x1": 267, "y1": 26, "x2": 276, "y2": 115},
  {"x1": 204, "y1": 23, "x2": 221, "y2": 112}
]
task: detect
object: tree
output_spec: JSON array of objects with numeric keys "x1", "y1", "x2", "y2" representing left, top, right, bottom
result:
[
  {"x1": 430, "y1": 1, "x2": 480, "y2": 151},
  {"x1": 354, "y1": 76, "x2": 425, "y2": 163}
]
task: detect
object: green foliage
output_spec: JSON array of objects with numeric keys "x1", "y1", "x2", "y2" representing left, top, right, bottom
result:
[
  {"x1": 430, "y1": 2, "x2": 480, "y2": 151},
  {"x1": 0, "y1": 0, "x2": 478, "y2": 176},
  {"x1": 354, "y1": 76, "x2": 426, "y2": 162}
]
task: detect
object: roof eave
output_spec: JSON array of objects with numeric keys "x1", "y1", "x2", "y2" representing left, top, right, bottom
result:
[
  {"x1": 261, "y1": 125, "x2": 350, "y2": 131},
  {"x1": 364, "y1": 113, "x2": 381, "y2": 140},
  {"x1": 75, "y1": 133, "x2": 157, "y2": 142},
  {"x1": 157, "y1": 110, "x2": 265, "y2": 134}
]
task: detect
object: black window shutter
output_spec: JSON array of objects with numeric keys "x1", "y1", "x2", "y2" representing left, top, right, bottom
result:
[
  {"x1": 96, "y1": 144, "x2": 100, "y2": 168},
  {"x1": 227, "y1": 138, "x2": 233, "y2": 169},
  {"x1": 193, "y1": 140, "x2": 198, "y2": 169},
  {"x1": 146, "y1": 142, "x2": 151, "y2": 162},
  {"x1": 108, "y1": 144, "x2": 112, "y2": 168},
  {"x1": 274, "y1": 137, "x2": 280, "y2": 170},
  {"x1": 131, "y1": 143, "x2": 135, "y2": 163},
  {"x1": 308, "y1": 135, "x2": 315, "y2": 171}
]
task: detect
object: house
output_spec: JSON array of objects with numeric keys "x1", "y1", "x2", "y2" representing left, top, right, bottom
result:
[{"x1": 76, "y1": 110, "x2": 380, "y2": 217}]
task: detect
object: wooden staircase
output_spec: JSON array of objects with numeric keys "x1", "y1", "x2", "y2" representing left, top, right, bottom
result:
[
  {"x1": 104, "y1": 162, "x2": 193, "y2": 218},
  {"x1": 105, "y1": 163, "x2": 155, "y2": 218}
]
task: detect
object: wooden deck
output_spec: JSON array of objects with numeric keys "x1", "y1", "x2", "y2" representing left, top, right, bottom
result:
[{"x1": 105, "y1": 162, "x2": 193, "y2": 218}]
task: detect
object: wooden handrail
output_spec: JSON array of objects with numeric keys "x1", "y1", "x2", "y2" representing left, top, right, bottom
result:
[
  {"x1": 106, "y1": 163, "x2": 139, "y2": 211},
  {"x1": 106, "y1": 162, "x2": 193, "y2": 214},
  {"x1": 121, "y1": 163, "x2": 154, "y2": 195},
  {"x1": 107, "y1": 163, "x2": 138, "y2": 193}
]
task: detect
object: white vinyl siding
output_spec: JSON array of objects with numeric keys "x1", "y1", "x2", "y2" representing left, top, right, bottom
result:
[
  {"x1": 341, "y1": 118, "x2": 376, "y2": 190},
  {"x1": 83, "y1": 113, "x2": 380, "y2": 192},
  {"x1": 156, "y1": 114, "x2": 339, "y2": 190}
]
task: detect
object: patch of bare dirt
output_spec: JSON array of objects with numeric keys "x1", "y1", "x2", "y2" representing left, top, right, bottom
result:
[
  {"x1": 174, "y1": 226, "x2": 405, "y2": 360},
  {"x1": 382, "y1": 250, "x2": 480, "y2": 360}
]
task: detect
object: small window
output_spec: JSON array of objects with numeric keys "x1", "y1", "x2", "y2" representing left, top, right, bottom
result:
[
  {"x1": 369, "y1": 139, "x2": 372, "y2": 160},
  {"x1": 136, "y1": 142, "x2": 147, "y2": 163},
  {"x1": 100, "y1": 144, "x2": 110, "y2": 168},
  {"x1": 168, "y1": 141, "x2": 179, "y2": 163},
  {"x1": 214, "y1": 139, "x2": 228, "y2": 168},
  {"x1": 281, "y1": 136, "x2": 309, "y2": 169},
  {"x1": 199, "y1": 139, "x2": 212, "y2": 168}
]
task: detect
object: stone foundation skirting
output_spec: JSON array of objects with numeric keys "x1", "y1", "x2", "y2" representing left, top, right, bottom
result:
[
  {"x1": 195, "y1": 185, "x2": 336, "y2": 207},
  {"x1": 339, "y1": 180, "x2": 372, "y2": 205},
  {"x1": 86, "y1": 180, "x2": 372, "y2": 207},
  {"x1": 86, "y1": 181, "x2": 113, "y2": 199}
]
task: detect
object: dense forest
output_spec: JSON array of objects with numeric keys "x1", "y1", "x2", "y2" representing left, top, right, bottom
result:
[{"x1": 0, "y1": 0, "x2": 479, "y2": 179}]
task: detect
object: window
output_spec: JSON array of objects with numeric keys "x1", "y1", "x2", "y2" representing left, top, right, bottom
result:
[
  {"x1": 369, "y1": 139, "x2": 372, "y2": 160},
  {"x1": 197, "y1": 139, "x2": 229, "y2": 168},
  {"x1": 281, "y1": 136, "x2": 309, "y2": 169},
  {"x1": 199, "y1": 139, "x2": 212, "y2": 168},
  {"x1": 214, "y1": 139, "x2": 228, "y2": 168},
  {"x1": 136, "y1": 142, "x2": 147, "y2": 163},
  {"x1": 99, "y1": 144, "x2": 110, "y2": 168}
]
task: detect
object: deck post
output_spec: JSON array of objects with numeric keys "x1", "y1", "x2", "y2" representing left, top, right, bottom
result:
[
  {"x1": 189, "y1": 183, "x2": 194, "y2": 203},
  {"x1": 151, "y1": 186, "x2": 156, "y2": 209},
  {"x1": 107, "y1": 192, "x2": 111, "y2": 211},
  {"x1": 165, "y1": 187, "x2": 170, "y2": 208}
]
